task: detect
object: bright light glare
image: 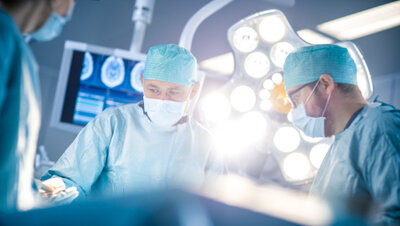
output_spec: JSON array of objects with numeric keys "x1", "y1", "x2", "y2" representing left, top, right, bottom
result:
[
  {"x1": 239, "y1": 111, "x2": 268, "y2": 144},
  {"x1": 233, "y1": 27, "x2": 259, "y2": 53},
  {"x1": 244, "y1": 52, "x2": 270, "y2": 78},
  {"x1": 230, "y1": 86, "x2": 256, "y2": 112},
  {"x1": 213, "y1": 121, "x2": 243, "y2": 155},
  {"x1": 263, "y1": 79, "x2": 275, "y2": 90},
  {"x1": 310, "y1": 143, "x2": 330, "y2": 168},
  {"x1": 300, "y1": 130, "x2": 323, "y2": 143},
  {"x1": 271, "y1": 72, "x2": 283, "y2": 84},
  {"x1": 283, "y1": 153, "x2": 311, "y2": 181},
  {"x1": 274, "y1": 126, "x2": 300, "y2": 152},
  {"x1": 260, "y1": 100, "x2": 272, "y2": 111},
  {"x1": 201, "y1": 93, "x2": 231, "y2": 123},
  {"x1": 213, "y1": 113, "x2": 267, "y2": 157},
  {"x1": 270, "y1": 42, "x2": 295, "y2": 67},
  {"x1": 259, "y1": 16, "x2": 286, "y2": 43}
]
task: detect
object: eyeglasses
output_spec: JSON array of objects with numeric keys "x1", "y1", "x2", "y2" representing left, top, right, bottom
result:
[{"x1": 287, "y1": 83, "x2": 309, "y2": 106}]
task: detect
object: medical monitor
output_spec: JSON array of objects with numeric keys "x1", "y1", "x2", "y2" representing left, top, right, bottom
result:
[{"x1": 50, "y1": 41, "x2": 146, "y2": 133}]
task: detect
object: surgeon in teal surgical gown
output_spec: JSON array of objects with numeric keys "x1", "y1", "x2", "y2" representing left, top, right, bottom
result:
[
  {"x1": 42, "y1": 44, "x2": 225, "y2": 201},
  {"x1": 283, "y1": 44, "x2": 400, "y2": 225},
  {"x1": 0, "y1": 0, "x2": 74, "y2": 212}
]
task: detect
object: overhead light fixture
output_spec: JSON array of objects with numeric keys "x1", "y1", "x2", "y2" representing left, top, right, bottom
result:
[
  {"x1": 317, "y1": 1, "x2": 400, "y2": 40},
  {"x1": 297, "y1": 29, "x2": 334, "y2": 44},
  {"x1": 199, "y1": 52, "x2": 234, "y2": 76}
]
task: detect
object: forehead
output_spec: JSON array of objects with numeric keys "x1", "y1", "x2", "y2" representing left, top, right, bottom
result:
[{"x1": 143, "y1": 79, "x2": 189, "y2": 89}]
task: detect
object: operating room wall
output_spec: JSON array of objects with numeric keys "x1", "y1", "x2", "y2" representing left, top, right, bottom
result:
[{"x1": 30, "y1": 0, "x2": 400, "y2": 162}]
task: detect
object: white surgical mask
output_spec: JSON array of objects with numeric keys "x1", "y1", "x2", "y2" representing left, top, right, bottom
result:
[
  {"x1": 143, "y1": 96, "x2": 187, "y2": 128},
  {"x1": 30, "y1": 2, "x2": 75, "y2": 42},
  {"x1": 289, "y1": 80, "x2": 331, "y2": 138}
]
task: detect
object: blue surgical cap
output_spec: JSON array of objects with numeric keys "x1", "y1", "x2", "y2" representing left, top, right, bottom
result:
[
  {"x1": 283, "y1": 44, "x2": 357, "y2": 90},
  {"x1": 143, "y1": 44, "x2": 197, "y2": 86}
]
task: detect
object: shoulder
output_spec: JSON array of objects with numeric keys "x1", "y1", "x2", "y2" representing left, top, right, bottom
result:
[
  {"x1": 359, "y1": 103, "x2": 400, "y2": 133},
  {"x1": 356, "y1": 102, "x2": 400, "y2": 158},
  {"x1": 0, "y1": 10, "x2": 21, "y2": 49}
]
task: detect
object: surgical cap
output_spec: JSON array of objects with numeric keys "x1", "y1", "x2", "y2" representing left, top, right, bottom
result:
[
  {"x1": 283, "y1": 44, "x2": 357, "y2": 90},
  {"x1": 143, "y1": 44, "x2": 197, "y2": 86}
]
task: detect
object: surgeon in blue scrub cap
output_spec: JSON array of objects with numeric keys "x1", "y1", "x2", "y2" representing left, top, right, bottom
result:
[
  {"x1": 283, "y1": 44, "x2": 400, "y2": 225},
  {"x1": 42, "y1": 44, "x2": 225, "y2": 202},
  {"x1": 0, "y1": 0, "x2": 74, "y2": 212}
]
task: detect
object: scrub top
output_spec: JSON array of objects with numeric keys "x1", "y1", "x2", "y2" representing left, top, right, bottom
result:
[
  {"x1": 310, "y1": 102, "x2": 400, "y2": 225},
  {"x1": 0, "y1": 9, "x2": 42, "y2": 212},
  {"x1": 44, "y1": 102, "x2": 225, "y2": 200}
]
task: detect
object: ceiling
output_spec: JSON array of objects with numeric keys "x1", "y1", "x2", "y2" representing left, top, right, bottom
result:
[{"x1": 31, "y1": 0, "x2": 400, "y2": 78}]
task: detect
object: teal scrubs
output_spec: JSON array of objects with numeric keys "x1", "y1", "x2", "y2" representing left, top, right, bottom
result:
[
  {"x1": 0, "y1": 9, "x2": 42, "y2": 212},
  {"x1": 310, "y1": 102, "x2": 400, "y2": 225},
  {"x1": 43, "y1": 102, "x2": 225, "y2": 200}
]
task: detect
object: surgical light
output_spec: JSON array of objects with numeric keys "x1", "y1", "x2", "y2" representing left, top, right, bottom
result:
[
  {"x1": 274, "y1": 126, "x2": 300, "y2": 153},
  {"x1": 259, "y1": 89, "x2": 270, "y2": 100},
  {"x1": 230, "y1": 85, "x2": 256, "y2": 112},
  {"x1": 233, "y1": 26, "x2": 259, "y2": 53},
  {"x1": 201, "y1": 92, "x2": 231, "y2": 123},
  {"x1": 309, "y1": 143, "x2": 330, "y2": 169},
  {"x1": 271, "y1": 72, "x2": 283, "y2": 84},
  {"x1": 283, "y1": 152, "x2": 311, "y2": 181},
  {"x1": 270, "y1": 42, "x2": 295, "y2": 67},
  {"x1": 259, "y1": 16, "x2": 286, "y2": 43},
  {"x1": 263, "y1": 79, "x2": 275, "y2": 90},
  {"x1": 244, "y1": 52, "x2": 270, "y2": 78}
]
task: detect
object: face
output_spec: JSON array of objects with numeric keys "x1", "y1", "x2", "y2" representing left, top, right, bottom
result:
[
  {"x1": 53, "y1": 0, "x2": 74, "y2": 17},
  {"x1": 142, "y1": 79, "x2": 195, "y2": 102},
  {"x1": 31, "y1": 0, "x2": 74, "y2": 33},
  {"x1": 287, "y1": 81, "x2": 328, "y2": 118}
]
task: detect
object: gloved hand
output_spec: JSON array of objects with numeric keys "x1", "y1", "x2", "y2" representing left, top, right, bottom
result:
[{"x1": 36, "y1": 178, "x2": 79, "y2": 204}]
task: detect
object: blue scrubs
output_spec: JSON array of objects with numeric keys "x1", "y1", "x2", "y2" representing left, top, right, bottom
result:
[
  {"x1": 44, "y1": 102, "x2": 225, "y2": 200},
  {"x1": 310, "y1": 102, "x2": 400, "y2": 225},
  {"x1": 0, "y1": 10, "x2": 42, "y2": 212}
]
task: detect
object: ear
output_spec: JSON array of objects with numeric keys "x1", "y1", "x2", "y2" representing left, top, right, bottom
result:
[
  {"x1": 140, "y1": 74, "x2": 144, "y2": 85},
  {"x1": 319, "y1": 74, "x2": 335, "y2": 95},
  {"x1": 189, "y1": 81, "x2": 201, "y2": 100}
]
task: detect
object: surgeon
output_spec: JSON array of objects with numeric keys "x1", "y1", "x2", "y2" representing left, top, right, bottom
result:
[
  {"x1": 41, "y1": 44, "x2": 225, "y2": 202},
  {"x1": 283, "y1": 44, "x2": 400, "y2": 224},
  {"x1": 0, "y1": 0, "x2": 75, "y2": 212}
]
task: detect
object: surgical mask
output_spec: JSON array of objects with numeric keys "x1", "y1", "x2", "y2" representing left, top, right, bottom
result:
[
  {"x1": 143, "y1": 96, "x2": 187, "y2": 128},
  {"x1": 30, "y1": 2, "x2": 75, "y2": 42},
  {"x1": 289, "y1": 80, "x2": 331, "y2": 138}
]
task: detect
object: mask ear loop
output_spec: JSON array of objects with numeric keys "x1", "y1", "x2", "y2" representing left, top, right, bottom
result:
[
  {"x1": 321, "y1": 94, "x2": 331, "y2": 117},
  {"x1": 304, "y1": 79, "x2": 321, "y2": 105}
]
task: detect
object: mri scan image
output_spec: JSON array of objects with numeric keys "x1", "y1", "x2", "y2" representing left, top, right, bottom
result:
[
  {"x1": 80, "y1": 52, "x2": 94, "y2": 81},
  {"x1": 101, "y1": 56, "x2": 125, "y2": 88}
]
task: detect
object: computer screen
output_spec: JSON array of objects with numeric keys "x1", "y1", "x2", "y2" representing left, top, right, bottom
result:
[{"x1": 51, "y1": 41, "x2": 146, "y2": 133}]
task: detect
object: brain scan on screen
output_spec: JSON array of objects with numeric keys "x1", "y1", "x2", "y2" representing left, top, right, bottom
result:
[
  {"x1": 101, "y1": 56, "x2": 125, "y2": 88},
  {"x1": 80, "y1": 52, "x2": 93, "y2": 80},
  {"x1": 130, "y1": 61, "x2": 145, "y2": 92}
]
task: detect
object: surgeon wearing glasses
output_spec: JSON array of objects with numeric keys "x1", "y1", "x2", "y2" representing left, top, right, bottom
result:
[{"x1": 283, "y1": 44, "x2": 400, "y2": 225}]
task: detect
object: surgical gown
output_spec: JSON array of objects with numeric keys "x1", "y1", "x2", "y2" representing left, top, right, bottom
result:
[
  {"x1": 0, "y1": 10, "x2": 42, "y2": 212},
  {"x1": 44, "y1": 102, "x2": 225, "y2": 200},
  {"x1": 310, "y1": 102, "x2": 400, "y2": 225}
]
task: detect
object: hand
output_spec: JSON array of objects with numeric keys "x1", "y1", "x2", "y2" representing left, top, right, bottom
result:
[{"x1": 36, "y1": 178, "x2": 79, "y2": 201}]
